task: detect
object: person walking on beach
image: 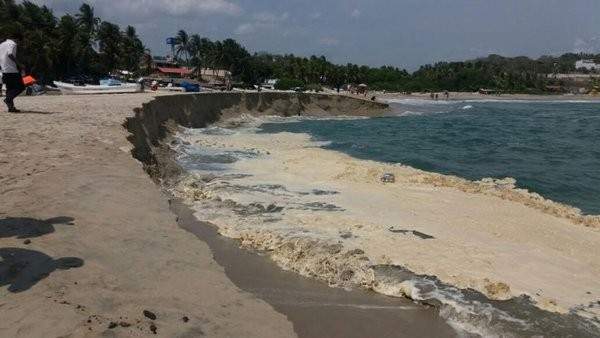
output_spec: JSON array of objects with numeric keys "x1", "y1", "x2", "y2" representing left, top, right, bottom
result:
[{"x1": 0, "y1": 32, "x2": 25, "y2": 113}]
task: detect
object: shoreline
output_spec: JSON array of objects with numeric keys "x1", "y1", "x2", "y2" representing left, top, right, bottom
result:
[
  {"x1": 170, "y1": 198, "x2": 456, "y2": 338},
  {"x1": 122, "y1": 92, "x2": 599, "y2": 336},
  {"x1": 0, "y1": 93, "x2": 296, "y2": 337},
  {"x1": 370, "y1": 91, "x2": 600, "y2": 102},
  {"x1": 3, "y1": 92, "x2": 597, "y2": 336},
  {"x1": 377, "y1": 92, "x2": 600, "y2": 102},
  {"x1": 167, "y1": 113, "x2": 600, "y2": 336},
  {"x1": 3, "y1": 92, "x2": 455, "y2": 338}
]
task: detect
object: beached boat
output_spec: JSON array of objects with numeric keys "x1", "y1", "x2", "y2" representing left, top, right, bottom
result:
[
  {"x1": 53, "y1": 81, "x2": 143, "y2": 95},
  {"x1": 156, "y1": 86, "x2": 185, "y2": 92}
]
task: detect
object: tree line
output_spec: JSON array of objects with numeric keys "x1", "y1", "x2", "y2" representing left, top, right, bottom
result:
[
  {"x1": 2, "y1": 0, "x2": 599, "y2": 92},
  {"x1": 174, "y1": 30, "x2": 599, "y2": 93},
  {"x1": 0, "y1": 0, "x2": 144, "y2": 83}
]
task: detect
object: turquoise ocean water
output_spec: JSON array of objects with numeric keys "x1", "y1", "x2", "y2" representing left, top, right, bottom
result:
[{"x1": 260, "y1": 99, "x2": 600, "y2": 215}]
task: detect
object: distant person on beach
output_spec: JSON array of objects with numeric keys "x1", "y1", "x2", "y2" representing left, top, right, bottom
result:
[
  {"x1": 434, "y1": 93, "x2": 439, "y2": 100},
  {"x1": 444, "y1": 91, "x2": 449, "y2": 100},
  {"x1": 0, "y1": 32, "x2": 25, "y2": 112}
]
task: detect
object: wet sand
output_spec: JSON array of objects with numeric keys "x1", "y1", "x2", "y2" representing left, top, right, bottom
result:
[{"x1": 172, "y1": 200, "x2": 455, "y2": 338}]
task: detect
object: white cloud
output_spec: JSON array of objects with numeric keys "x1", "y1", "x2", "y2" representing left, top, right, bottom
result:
[
  {"x1": 234, "y1": 23, "x2": 256, "y2": 35},
  {"x1": 351, "y1": 9, "x2": 361, "y2": 18},
  {"x1": 310, "y1": 12, "x2": 322, "y2": 20},
  {"x1": 574, "y1": 36, "x2": 600, "y2": 54},
  {"x1": 318, "y1": 37, "x2": 340, "y2": 46},
  {"x1": 235, "y1": 11, "x2": 289, "y2": 35},
  {"x1": 253, "y1": 11, "x2": 288, "y2": 23}
]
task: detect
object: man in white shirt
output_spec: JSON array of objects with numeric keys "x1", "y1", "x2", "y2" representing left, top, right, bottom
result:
[{"x1": 0, "y1": 32, "x2": 25, "y2": 113}]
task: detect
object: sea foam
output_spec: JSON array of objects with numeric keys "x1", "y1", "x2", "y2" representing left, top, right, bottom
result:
[{"x1": 170, "y1": 121, "x2": 600, "y2": 337}]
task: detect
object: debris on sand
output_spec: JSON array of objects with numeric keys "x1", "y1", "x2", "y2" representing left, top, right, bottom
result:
[
  {"x1": 143, "y1": 310, "x2": 157, "y2": 320},
  {"x1": 388, "y1": 227, "x2": 434, "y2": 240},
  {"x1": 339, "y1": 230, "x2": 353, "y2": 239},
  {"x1": 381, "y1": 173, "x2": 395, "y2": 183}
]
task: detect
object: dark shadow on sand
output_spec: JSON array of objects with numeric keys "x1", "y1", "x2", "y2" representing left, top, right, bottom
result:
[
  {"x1": 0, "y1": 216, "x2": 74, "y2": 239},
  {"x1": 0, "y1": 247, "x2": 84, "y2": 293}
]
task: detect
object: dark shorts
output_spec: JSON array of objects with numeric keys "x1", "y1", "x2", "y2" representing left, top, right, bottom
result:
[{"x1": 2, "y1": 73, "x2": 24, "y2": 91}]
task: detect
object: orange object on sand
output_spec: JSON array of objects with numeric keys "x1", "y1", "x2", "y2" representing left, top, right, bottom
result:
[{"x1": 22, "y1": 75, "x2": 36, "y2": 86}]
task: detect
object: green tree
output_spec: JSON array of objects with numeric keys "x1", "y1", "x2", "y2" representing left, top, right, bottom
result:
[
  {"x1": 120, "y1": 25, "x2": 144, "y2": 72},
  {"x1": 75, "y1": 3, "x2": 100, "y2": 76},
  {"x1": 96, "y1": 21, "x2": 122, "y2": 74},
  {"x1": 56, "y1": 15, "x2": 79, "y2": 76},
  {"x1": 175, "y1": 29, "x2": 190, "y2": 64}
]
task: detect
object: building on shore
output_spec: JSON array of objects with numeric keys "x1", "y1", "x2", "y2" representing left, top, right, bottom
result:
[
  {"x1": 143, "y1": 57, "x2": 231, "y2": 88},
  {"x1": 198, "y1": 68, "x2": 232, "y2": 85},
  {"x1": 575, "y1": 59, "x2": 600, "y2": 71},
  {"x1": 148, "y1": 58, "x2": 194, "y2": 78},
  {"x1": 261, "y1": 79, "x2": 279, "y2": 90},
  {"x1": 544, "y1": 73, "x2": 600, "y2": 94}
]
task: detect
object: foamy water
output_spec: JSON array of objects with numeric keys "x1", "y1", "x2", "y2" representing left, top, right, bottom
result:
[
  {"x1": 170, "y1": 116, "x2": 600, "y2": 337},
  {"x1": 264, "y1": 100, "x2": 600, "y2": 215}
]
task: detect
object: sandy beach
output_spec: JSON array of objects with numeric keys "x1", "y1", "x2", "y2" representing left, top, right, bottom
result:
[
  {"x1": 335, "y1": 90, "x2": 600, "y2": 102},
  {"x1": 2, "y1": 92, "x2": 599, "y2": 337},
  {"x1": 0, "y1": 93, "x2": 298, "y2": 337},
  {"x1": 0, "y1": 93, "x2": 459, "y2": 338},
  {"x1": 5, "y1": 0, "x2": 599, "y2": 336}
]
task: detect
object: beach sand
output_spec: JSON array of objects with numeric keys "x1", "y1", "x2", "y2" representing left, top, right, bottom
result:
[
  {"x1": 376, "y1": 91, "x2": 600, "y2": 102},
  {"x1": 326, "y1": 88, "x2": 600, "y2": 102},
  {"x1": 0, "y1": 93, "x2": 297, "y2": 337},
  {"x1": 0, "y1": 93, "x2": 460, "y2": 338},
  {"x1": 2, "y1": 92, "x2": 599, "y2": 336}
]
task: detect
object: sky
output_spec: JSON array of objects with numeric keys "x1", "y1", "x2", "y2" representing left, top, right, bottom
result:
[{"x1": 29, "y1": 0, "x2": 600, "y2": 70}]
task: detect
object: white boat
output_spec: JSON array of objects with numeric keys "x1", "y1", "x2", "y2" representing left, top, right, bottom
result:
[
  {"x1": 156, "y1": 86, "x2": 185, "y2": 92},
  {"x1": 53, "y1": 81, "x2": 143, "y2": 95}
]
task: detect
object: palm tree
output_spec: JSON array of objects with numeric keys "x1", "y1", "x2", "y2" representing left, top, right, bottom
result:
[
  {"x1": 188, "y1": 34, "x2": 203, "y2": 78},
  {"x1": 56, "y1": 14, "x2": 79, "y2": 76},
  {"x1": 120, "y1": 25, "x2": 145, "y2": 71},
  {"x1": 75, "y1": 3, "x2": 100, "y2": 75},
  {"x1": 75, "y1": 3, "x2": 99, "y2": 36},
  {"x1": 209, "y1": 40, "x2": 224, "y2": 71},
  {"x1": 175, "y1": 29, "x2": 190, "y2": 64},
  {"x1": 97, "y1": 21, "x2": 122, "y2": 73},
  {"x1": 0, "y1": 0, "x2": 20, "y2": 32}
]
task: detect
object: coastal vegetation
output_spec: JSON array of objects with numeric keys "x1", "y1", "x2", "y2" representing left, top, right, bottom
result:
[
  {"x1": 1, "y1": 0, "x2": 599, "y2": 93},
  {"x1": 172, "y1": 32, "x2": 599, "y2": 93},
  {"x1": 0, "y1": 0, "x2": 144, "y2": 82}
]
